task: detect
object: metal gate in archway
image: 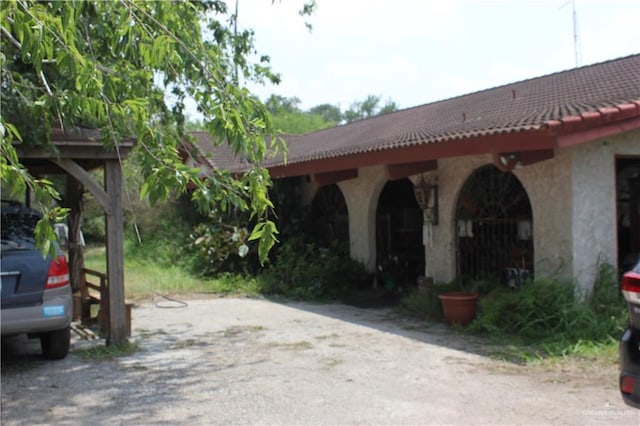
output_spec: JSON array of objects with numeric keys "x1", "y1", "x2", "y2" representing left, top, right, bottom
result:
[
  {"x1": 310, "y1": 184, "x2": 349, "y2": 247},
  {"x1": 455, "y1": 165, "x2": 533, "y2": 283}
]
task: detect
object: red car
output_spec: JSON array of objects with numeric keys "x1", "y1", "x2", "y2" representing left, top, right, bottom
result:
[{"x1": 620, "y1": 258, "x2": 640, "y2": 408}]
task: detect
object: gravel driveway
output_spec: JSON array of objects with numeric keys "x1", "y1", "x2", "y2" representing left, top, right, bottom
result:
[{"x1": 2, "y1": 296, "x2": 638, "y2": 425}]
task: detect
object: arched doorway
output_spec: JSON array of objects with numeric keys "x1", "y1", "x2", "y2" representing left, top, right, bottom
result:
[
  {"x1": 455, "y1": 165, "x2": 533, "y2": 284},
  {"x1": 376, "y1": 179, "x2": 424, "y2": 288},
  {"x1": 310, "y1": 184, "x2": 349, "y2": 247}
]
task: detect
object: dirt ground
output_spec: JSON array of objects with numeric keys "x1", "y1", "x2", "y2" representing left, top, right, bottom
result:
[{"x1": 2, "y1": 296, "x2": 639, "y2": 425}]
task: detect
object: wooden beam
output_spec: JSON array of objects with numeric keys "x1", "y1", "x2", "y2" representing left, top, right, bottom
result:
[
  {"x1": 386, "y1": 160, "x2": 437, "y2": 180},
  {"x1": 520, "y1": 149, "x2": 554, "y2": 166},
  {"x1": 16, "y1": 139, "x2": 134, "y2": 161},
  {"x1": 313, "y1": 169, "x2": 358, "y2": 186},
  {"x1": 54, "y1": 159, "x2": 112, "y2": 215},
  {"x1": 104, "y1": 160, "x2": 127, "y2": 344}
]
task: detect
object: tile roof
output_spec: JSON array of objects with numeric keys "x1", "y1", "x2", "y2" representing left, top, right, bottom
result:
[
  {"x1": 185, "y1": 131, "x2": 252, "y2": 172},
  {"x1": 191, "y1": 54, "x2": 640, "y2": 174}
]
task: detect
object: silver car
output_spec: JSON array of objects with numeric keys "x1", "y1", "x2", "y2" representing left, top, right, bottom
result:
[{"x1": 1, "y1": 201, "x2": 72, "y2": 359}]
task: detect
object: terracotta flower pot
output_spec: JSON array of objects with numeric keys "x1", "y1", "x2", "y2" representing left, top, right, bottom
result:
[{"x1": 438, "y1": 292, "x2": 479, "y2": 325}]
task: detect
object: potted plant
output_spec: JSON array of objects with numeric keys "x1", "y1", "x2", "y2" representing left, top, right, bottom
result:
[
  {"x1": 438, "y1": 291, "x2": 479, "y2": 325},
  {"x1": 436, "y1": 278, "x2": 495, "y2": 325}
]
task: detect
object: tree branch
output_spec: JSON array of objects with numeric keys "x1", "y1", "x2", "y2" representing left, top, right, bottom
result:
[{"x1": 1, "y1": 25, "x2": 21, "y2": 49}]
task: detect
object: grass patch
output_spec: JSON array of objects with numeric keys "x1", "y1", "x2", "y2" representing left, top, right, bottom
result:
[
  {"x1": 220, "y1": 325, "x2": 265, "y2": 337},
  {"x1": 83, "y1": 246, "x2": 263, "y2": 301},
  {"x1": 467, "y1": 264, "x2": 625, "y2": 363},
  {"x1": 315, "y1": 333, "x2": 340, "y2": 340},
  {"x1": 75, "y1": 341, "x2": 139, "y2": 361},
  {"x1": 169, "y1": 339, "x2": 205, "y2": 350},
  {"x1": 268, "y1": 341, "x2": 314, "y2": 350}
]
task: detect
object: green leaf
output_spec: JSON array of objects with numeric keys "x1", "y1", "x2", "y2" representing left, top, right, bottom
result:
[
  {"x1": 140, "y1": 182, "x2": 150, "y2": 199},
  {"x1": 249, "y1": 220, "x2": 279, "y2": 264}
]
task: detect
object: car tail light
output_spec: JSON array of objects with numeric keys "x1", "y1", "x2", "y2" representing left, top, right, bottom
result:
[
  {"x1": 621, "y1": 375, "x2": 635, "y2": 395},
  {"x1": 621, "y1": 271, "x2": 640, "y2": 303},
  {"x1": 46, "y1": 255, "x2": 70, "y2": 289}
]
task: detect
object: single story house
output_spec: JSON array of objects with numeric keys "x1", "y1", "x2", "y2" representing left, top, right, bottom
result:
[{"x1": 188, "y1": 54, "x2": 640, "y2": 295}]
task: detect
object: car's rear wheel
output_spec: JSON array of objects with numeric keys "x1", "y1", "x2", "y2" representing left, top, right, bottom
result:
[{"x1": 40, "y1": 326, "x2": 70, "y2": 359}]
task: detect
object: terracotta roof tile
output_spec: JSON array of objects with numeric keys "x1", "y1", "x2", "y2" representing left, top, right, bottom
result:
[{"x1": 192, "y1": 54, "x2": 640, "y2": 172}]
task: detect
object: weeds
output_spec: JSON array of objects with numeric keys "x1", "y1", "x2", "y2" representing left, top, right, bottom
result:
[
  {"x1": 398, "y1": 280, "x2": 469, "y2": 321},
  {"x1": 75, "y1": 341, "x2": 139, "y2": 361},
  {"x1": 468, "y1": 263, "x2": 626, "y2": 358}
]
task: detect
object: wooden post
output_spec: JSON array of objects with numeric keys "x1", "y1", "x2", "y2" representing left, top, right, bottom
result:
[
  {"x1": 66, "y1": 177, "x2": 85, "y2": 294},
  {"x1": 104, "y1": 160, "x2": 127, "y2": 344}
]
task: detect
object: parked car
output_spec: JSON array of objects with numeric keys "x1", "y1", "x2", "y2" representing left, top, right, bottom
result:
[
  {"x1": 620, "y1": 257, "x2": 640, "y2": 408},
  {"x1": 1, "y1": 200, "x2": 72, "y2": 359}
]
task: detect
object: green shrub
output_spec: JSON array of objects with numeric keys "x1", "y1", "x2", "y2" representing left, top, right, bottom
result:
[
  {"x1": 82, "y1": 214, "x2": 106, "y2": 243},
  {"x1": 399, "y1": 291, "x2": 443, "y2": 321},
  {"x1": 469, "y1": 263, "x2": 626, "y2": 348},
  {"x1": 589, "y1": 262, "x2": 625, "y2": 317},
  {"x1": 259, "y1": 235, "x2": 369, "y2": 301}
]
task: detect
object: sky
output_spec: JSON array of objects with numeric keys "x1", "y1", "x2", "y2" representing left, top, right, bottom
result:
[{"x1": 234, "y1": 0, "x2": 640, "y2": 112}]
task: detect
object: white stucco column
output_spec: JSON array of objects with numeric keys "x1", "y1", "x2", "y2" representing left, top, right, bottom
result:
[
  {"x1": 570, "y1": 131, "x2": 640, "y2": 295},
  {"x1": 516, "y1": 150, "x2": 574, "y2": 284},
  {"x1": 339, "y1": 166, "x2": 388, "y2": 272}
]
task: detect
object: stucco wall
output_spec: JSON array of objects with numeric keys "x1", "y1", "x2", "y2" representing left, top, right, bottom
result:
[
  {"x1": 422, "y1": 153, "x2": 575, "y2": 284},
  {"x1": 570, "y1": 129, "x2": 640, "y2": 294},
  {"x1": 516, "y1": 149, "x2": 574, "y2": 283},
  {"x1": 415, "y1": 130, "x2": 640, "y2": 290}
]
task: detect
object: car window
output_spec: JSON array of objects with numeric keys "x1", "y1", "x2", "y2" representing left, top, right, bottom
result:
[{"x1": 1, "y1": 207, "x2": 40, "y2": 248}]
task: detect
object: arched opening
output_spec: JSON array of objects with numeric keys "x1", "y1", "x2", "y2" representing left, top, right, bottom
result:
[
  {"x1": 376, "y1": 178, "x2": 424, "y2": 289},
  {"x1": 310, "y1": 184, "x2": 349, "y2": 247},
  {"x1": 455, "y1": 165, "x2": 533, "y2": 285}
]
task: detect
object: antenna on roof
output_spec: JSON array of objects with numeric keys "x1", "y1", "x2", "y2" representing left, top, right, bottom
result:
[
  {"x1": 233, "y1": 0, "x2": 240, "y2": 83},
  {"x1": 560, "y1": 0, "x2": 581, "y2": 67}
]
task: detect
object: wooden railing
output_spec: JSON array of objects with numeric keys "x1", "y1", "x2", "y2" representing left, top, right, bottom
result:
[
  {"x1": 78, "y1": 268, "x2": 109, "y2": 335},
  {"x1": 74, "y1": 268, "x2": 132, "y2": 338}
]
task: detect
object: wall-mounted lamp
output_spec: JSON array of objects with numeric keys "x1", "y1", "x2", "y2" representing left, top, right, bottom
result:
[
  {"x1": 493, "y1": 152, "x2": 522, "y2": 172},
  {"x1": 413, "y1": 175, "x2": 439, "y2": 225}
]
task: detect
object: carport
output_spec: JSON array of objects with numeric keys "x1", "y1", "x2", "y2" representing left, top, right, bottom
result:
[{"x1": 15, "y1": 127, "x2": 134, "y2": 344}]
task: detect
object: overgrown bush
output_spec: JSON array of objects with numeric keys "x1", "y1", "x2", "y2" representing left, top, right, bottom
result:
[
  {"x1": 259, "y1": 235, "x2": 370, "y2": 301},
  {"x1": 123, "y1": 201, "x2": 193, "y2": 266},
  {"x1": 469, "y1": 263, "x2": 626, "y2": 346},
  {"x1": 188, "y1": 217, "x2": 252, "y2": 276}
]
